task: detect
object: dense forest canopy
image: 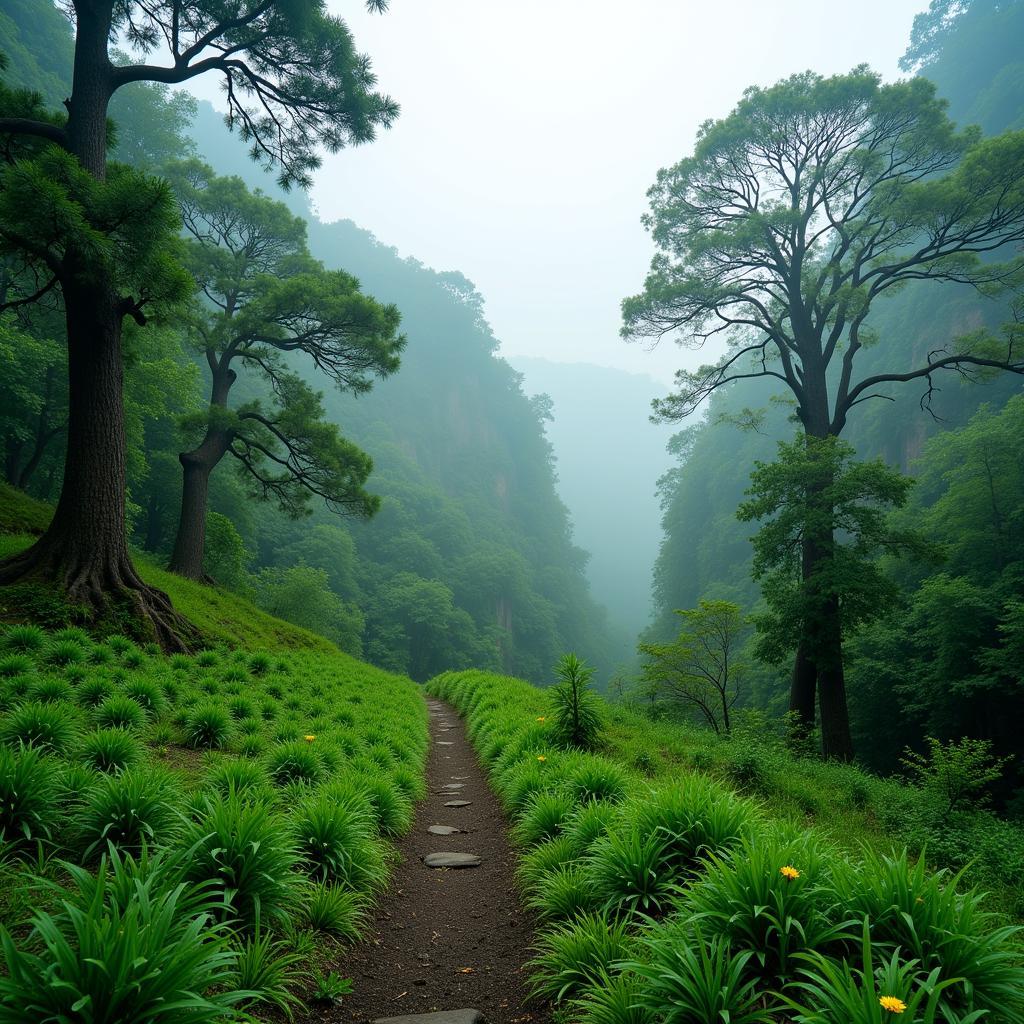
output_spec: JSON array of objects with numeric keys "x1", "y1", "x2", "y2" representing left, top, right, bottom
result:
[
  {"x1": 2, "y1": 3, "x2": 1024, "y2": 1022},
  {"x1": 645, "y1": 0, "x2": 1024, "y2": 783},
  {"x1": 0, "y1": 0, "x2": 622, "y2": 683}
]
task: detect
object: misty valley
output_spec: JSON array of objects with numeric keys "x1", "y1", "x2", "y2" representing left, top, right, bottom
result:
[{"x1": 1, "y1": 1, "x2": 1023, "y2": 1022}]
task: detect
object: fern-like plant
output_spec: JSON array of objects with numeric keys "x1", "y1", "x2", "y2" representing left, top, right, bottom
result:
[{"x1": 550, "y1": 653, "x2": 602, "y2": 750}]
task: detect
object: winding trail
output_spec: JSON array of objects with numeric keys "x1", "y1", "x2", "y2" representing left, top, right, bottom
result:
[{"x1": 327, "y1": 697, "x2": 547, "y2": 1024}]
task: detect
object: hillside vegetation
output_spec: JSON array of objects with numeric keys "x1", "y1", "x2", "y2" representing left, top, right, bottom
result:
[
  {"x1": 429, "y1": 668, "x2": 1024, "y2": 1024},
  {"x1": 0, "y1": 500, "x2": 428, "y2": 1018}
]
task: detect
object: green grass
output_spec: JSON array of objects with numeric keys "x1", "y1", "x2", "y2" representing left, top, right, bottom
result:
[
  {"x1": 428, "y1": 669, "x2": 1024, "y2": 1024},
  {"x1": 0, "y1": 484, "x2": 52, "y2": 536},
  {"x1": 0, "y1": 622, "x2": 428, "y2": 1019}
]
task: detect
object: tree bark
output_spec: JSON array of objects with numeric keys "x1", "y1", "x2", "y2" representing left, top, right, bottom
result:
[
  {"x1": 0, "y1": 278, "x2": 190, "y2": 650},
  {"x1": 167, "y1": 366, "x2": 236, "y2": 579},
  {"x1": 0, "y1": 0, "x2": 195, "y2": 649},
  {"x1": 793, "y1": 371, "x2": 855, "y2": 761}
]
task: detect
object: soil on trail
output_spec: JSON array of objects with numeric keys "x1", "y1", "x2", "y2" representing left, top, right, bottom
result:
[{"x1": 323, "y1": 697, "x2": 549, "y2": 1024}]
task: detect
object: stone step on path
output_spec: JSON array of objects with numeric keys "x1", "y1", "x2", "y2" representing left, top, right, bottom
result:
[
  {"x1": 324, "y1": 697, "x2": 544, "y2": 1024},
  {"x1": 373, "y1": 1010, "x2": 483, "y2": 1024}
]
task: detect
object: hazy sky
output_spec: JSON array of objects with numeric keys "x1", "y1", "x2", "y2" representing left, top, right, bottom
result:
[{"x1": 192, "y1": 1, "x2": 928, "y2": 386}]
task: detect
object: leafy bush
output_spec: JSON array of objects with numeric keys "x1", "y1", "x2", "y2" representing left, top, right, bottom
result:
[
  {"x1": 292, "y1": 793, "x2": 387, "y2": 893},
  {"x1": 203, "y1": 758, "x2": 272, "y2": 799},
  {"x1": 627, "y1": 928, "x2": 773, "y2": 1024},
  {"x1": 529, "y1": 911, "x2": 635, "y2": 1002},
  {"x1": 78, "y1": 727, "x2": 143, "y2": 773},
  {"x1": 0, "y1": 849, "x2": 249, "y2": 1023},
  {"x1": 181, "y1": 793, "x2": 301, "y2": 929},
  {"x1": 265, "y1": 739, "x2": 323, "y2": 786},
  {"x1": 353, "y1": 774, "x2": 412, "y2": 836},
  {"x1": 0, "y1": 743, "x2": 58, "y2": 845},
  {"x1": 303, "y1": 882, "x2": 366, "y2": 941},
  {"x1": 901, "y1": 736, "x2": 1011, "y2": 813},
  {"x1": 95, "y1": 694, "x2": 147, "y2": 731},
  {"x1": 183, "y1": 702, "x2": 232, "y2": 749},
  {"x1": 549, "y1": 652, "x2": 602, "y2": 750},
  {"x1": 1, "y1": 699, "x2": 79, "y2": 753},
  {"x1": 122, "y1": 678, "x2": 168, "y2": 718},
  {"x1": 76, "y1": 766, "x2": 181, "y2": 857}
]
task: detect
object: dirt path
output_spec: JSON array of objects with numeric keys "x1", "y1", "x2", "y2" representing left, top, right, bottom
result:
[{"x1": 325, "y1": 696, "x2": 548, "y2": 1024}]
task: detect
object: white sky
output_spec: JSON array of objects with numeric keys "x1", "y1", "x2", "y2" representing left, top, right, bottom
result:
[{"x1": 190, "y1": 0, "x2": 929, "y2": 385}]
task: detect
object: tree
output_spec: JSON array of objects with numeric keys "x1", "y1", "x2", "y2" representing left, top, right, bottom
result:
[
  {"x1": 736, "y1": 435, "x2": 928, "y2": 755},
  {"x1": 638, "y1": 599, "x2": 746, "y2": 735},
  {"x1": 0, "y1": 0, "x2": 396, "y2": 646},
  {"x1": 163, "y1": 161, "x2": 403, "y2": 579},
  {"x1": 622, "y1": 67, "x2": 1024, "y2": 758}
]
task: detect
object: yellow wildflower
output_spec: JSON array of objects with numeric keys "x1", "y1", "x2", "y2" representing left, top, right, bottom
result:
[
  {"x1": 537, "y1": 755, "x2": 547, "y2": 762},
  {"x1": 879, "y1": 996, "x2": 907, "y2": 1014},
  {"x1": 780, "y1": 865, "x2": 800, "y2": 881},
  {"x1": 536, "y1": 716, "x2": 547, "y2": 722},
  {"x1": 304, "y1": 734, "x2": 316, "y2": 742}
]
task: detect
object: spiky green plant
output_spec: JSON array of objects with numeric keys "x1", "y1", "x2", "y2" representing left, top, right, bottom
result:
[
  {"x1": 0, "y1": 744, "x2": 58, "y2": 845},
  {"x1": 549, "y1": 653, "x2": 602, "y2": 750},
  {"x1": 0, "y1": 849, "x2": 252, "y2": 1023},
  {"x1": 78, "y1": 728, "x2": 143, "y2": 774}
]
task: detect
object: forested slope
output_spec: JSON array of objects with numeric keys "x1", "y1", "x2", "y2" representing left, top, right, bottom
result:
[
  {"x1": 646, "y1": 0, "x2": 1024, "y2": 779},
  {"x1": 0, "y1": 2, "x2": 620, "y2": 684}
]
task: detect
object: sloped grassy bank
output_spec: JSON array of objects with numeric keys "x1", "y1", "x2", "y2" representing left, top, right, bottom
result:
[
  {"x1": 426, "y1": 669, "x2": 1024, "y2": 1024},
  {"x1": 0, "y1": 623, "x2": 427, "y2": 1021}
]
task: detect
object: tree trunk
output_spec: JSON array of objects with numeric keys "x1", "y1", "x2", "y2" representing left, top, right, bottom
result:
[
  {"x1": 168, "y1": 365, "x2": 236, "y2": 579},
  {"x1": 0, "y1": 279, "x2": 191, "y2": 650},
  {"x1": 0, "y1": 1, "x2": 195, "y2": 650},
  {"x1": 793, "y1": 373, "x2": 855, "y2": 761},
  {"x1": 168, "y1": 449, "x2": 216, "y2": 579}
]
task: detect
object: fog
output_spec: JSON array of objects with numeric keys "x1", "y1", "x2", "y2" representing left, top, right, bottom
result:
[{"x1": 311, "y1": 0, "x2": 926, "y2": 385}]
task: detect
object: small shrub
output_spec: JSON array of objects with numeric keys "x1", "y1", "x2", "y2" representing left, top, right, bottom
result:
[
  {"x1": 310, "y1": 970, "x2": 353, "y2": 1006},
  {"x1": 0, "y1": 848, "x2": 248, "y2": 1023},
  {"x1": 95, "y1": 694, "x2": 147, "y2": 731},
  {"x1": 549, "y1": 653, "x2": 602, "y2": 750},
  {"x1": 78, "y1": 727, "x2": 143, "y2": 773},
  {"x1": 1, "y1": 700, "x2": 79, "y2": 753},
  {"x1": 529, "y1": 911, "x2": 635, "y2": 1002},
  {"x1": 902, "y1": 736, "x2": 1011, "y2": 813},
  {"x1": 571, "y1": 971, "x2": 656, "y2": 1024},
  {"x1": 76, "y1": 766, "x2": 181, "y2": 857},
  {"x1": 184, "y1": 703, "x2": 233, "y2": 749},
  {"x1": 181, "y1": 793, "x2": 301, "y2": 929},
  {"x1": 0, "y1": 744, "x2": 58, "y2": 845}
]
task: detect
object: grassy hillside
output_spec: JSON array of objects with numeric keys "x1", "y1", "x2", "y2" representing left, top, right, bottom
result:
[
  {"x1": 0, "y1": 490, "x2": 429, "y2": 1019},
  {"x1": 428, "y1": 669, "x2": 1024, "y2": 1024}
]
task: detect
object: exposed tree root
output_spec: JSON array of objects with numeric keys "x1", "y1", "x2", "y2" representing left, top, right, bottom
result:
[{"x1": 0, "y1": 535, "x2": 199, "y2": 653}]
